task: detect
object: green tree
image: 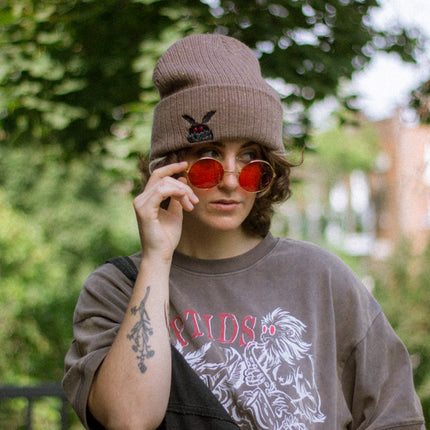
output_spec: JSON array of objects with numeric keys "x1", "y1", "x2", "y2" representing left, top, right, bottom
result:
[
  {"x1": 0, "y1": 144, "x2": 140, "y2": 383},
  {"x1": 0, "y1": 188, "x2": 66, "y2": 383},
  {"x1": 308, "y1": 112, "x2": 378, "y2": 178},
  {"x1": 0, "y1": 143, "x2": 139, "y2": 426}
]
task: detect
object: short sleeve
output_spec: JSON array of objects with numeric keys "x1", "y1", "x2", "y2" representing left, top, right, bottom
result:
[
  {"x1": 62, "y1": 262, "x2": 135, "y2": 429},
  {"x1": 341, "y1": 311, "x2": 425, "y2": 429}
]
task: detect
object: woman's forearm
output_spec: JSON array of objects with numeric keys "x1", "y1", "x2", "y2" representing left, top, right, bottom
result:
[{"x1": 88, "y1": 256, "x2": 172, "y2": 430}]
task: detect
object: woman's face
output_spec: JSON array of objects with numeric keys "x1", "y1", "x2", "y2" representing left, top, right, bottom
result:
[{"x1": 180, "y1": 139, "x2": 261, "y2": 234}]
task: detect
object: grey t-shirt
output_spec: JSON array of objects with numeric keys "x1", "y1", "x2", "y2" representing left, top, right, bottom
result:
[{"x1": 63, "y1": 234, "x2": 424, "y2": 429}]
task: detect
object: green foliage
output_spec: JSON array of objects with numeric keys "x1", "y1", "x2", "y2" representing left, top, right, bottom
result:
[
  {"x1": 0, "y1": 189, "x2": 64, "y2": 382},
  {"x1": 0, "y1": 143, "x2": 138, "y2": 426},
  {"x1": 0, "y1": 144, "x2": 140, "y2": 384},
  {"x1": 308, "y1": 113, "x2": 379, "y2": 179},
  {"x1": 0, "y1": 397, "x2": 70, "y2": 430},
  {"x1": 372, "y1": 241, "x2": 430, "y2": 422},
  {"x1": 0, "y1": 0, "x2": 184, "y2": 155}
]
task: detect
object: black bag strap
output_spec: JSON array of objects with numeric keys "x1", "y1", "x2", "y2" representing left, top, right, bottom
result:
[
  {"x1": 106, "y1": 256, "x2": 239, "y2": 429},
  {"x1": 106, "y1": 256, "x2": 138, "y2": 283}
]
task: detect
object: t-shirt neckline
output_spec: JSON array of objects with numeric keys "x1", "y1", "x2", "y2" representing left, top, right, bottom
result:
[{"x1": 172, "y1": 233, "x2": 278, "y2": 275}]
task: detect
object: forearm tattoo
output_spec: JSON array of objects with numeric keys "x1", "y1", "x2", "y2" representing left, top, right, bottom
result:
[{"x1": 127, "y1": 286, "x2": 155, "y2": 373}]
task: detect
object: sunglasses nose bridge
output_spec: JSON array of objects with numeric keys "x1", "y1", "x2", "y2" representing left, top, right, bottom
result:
[
  {"x1": 219, "y1": 168, "x2": 241, "y2": 188},
  {"x1": 223, "y1": 169, "x2": 240, "y2": 176}
]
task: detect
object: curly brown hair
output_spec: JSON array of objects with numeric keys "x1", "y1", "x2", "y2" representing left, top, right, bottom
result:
[{"x1": 138, "y1": 146, "x2": 297, "y2": 237}]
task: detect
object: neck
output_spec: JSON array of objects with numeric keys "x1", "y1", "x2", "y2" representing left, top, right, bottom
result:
[{"x1": 176, "y1": 226, "x2": 263, "y2": 260}]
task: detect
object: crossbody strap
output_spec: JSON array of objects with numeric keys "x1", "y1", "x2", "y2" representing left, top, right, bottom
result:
[{"x1": 106, "y1": 256, "x2": 138, "y2": 283}]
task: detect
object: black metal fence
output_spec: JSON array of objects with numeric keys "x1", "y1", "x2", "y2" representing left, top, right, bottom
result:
[{"x1": 0, "y1": 384, "x2": 68, "y2": 430}]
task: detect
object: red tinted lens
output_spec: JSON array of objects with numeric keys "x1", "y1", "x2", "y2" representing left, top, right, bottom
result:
[
  {"x1": 239, "y1": 161, "x2": 273, "y2": 192},
  {"x1": 188, "y1": 158, "x2": 224, "y2": 188}
]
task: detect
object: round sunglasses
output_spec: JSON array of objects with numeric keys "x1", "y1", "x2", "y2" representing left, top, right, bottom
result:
[{"x1": 186, "y1": 157, "x2": 276, "y2": 193}]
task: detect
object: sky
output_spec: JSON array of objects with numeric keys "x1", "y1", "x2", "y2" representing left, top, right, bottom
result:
[{"x1": 351, "y1": 0, "x2": 430, "y2": 121}]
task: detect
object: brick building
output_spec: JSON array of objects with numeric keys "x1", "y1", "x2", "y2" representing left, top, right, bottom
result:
[{"x1": 372, "y1": 113, "x2": 430, "y2": 255}]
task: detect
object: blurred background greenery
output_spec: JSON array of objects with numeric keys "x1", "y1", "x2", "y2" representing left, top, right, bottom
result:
[{"x1": 0, "y1": 0, "x2": 429, "y2": 427}]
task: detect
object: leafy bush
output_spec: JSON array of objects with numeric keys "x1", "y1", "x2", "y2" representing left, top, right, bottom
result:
[
  {"x1": 0, "y1": 144, "x2": 140, "y2": 427},
  {"x1": 0, "y1": 144, "x2": 140, "y2": 382},
  {"x1": 372, "y1": 240, "x2": 430, "y2": 422}
]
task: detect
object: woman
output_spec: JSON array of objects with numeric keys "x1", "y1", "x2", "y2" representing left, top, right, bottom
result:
[{"x1": 63, "y1": 34, "x2": 424, "y2": 430}]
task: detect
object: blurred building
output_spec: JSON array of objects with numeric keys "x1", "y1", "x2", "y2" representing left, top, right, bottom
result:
[
  {"x1": 372, "y1": 112, "x2": 430, "y2": 256},
  {"x1": 274, "y1": 111, "x2": 430, "y2": 258}
]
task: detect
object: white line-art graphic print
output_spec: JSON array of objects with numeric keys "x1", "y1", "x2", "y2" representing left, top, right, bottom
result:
[{"x1": 176, "y1": 308, "x2": 326, "y2": 429}]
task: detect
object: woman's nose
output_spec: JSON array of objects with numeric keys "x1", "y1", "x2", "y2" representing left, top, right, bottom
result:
[{"x1": 219, "y1": 158, "x2": 240, "y2": 190}]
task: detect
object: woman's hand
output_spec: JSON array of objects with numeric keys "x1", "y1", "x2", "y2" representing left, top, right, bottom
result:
[{"x1": 133, "y1": 161, "x2": 199, "y2": 262}]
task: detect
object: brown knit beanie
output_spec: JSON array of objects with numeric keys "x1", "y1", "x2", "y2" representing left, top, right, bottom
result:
[{"x1": 150, "y1": 34, "x2": 283, "y2": 160}]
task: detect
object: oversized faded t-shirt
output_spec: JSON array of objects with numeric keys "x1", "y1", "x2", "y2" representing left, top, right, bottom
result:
[{"x1": 63, "y1": 234, "x2": 425, "y2": 429}]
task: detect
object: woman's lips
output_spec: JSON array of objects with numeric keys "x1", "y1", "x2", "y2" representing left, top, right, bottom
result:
[{"x1": 210, "y1": 199, "x2": 240, "y2": 211}]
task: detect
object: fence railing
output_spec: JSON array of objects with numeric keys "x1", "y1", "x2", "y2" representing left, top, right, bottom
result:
[{"x1": 0, "y1": 384, "x2": 68, "y2": 430}]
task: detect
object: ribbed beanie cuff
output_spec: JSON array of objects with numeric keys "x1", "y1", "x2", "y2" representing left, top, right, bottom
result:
[{"x1": 150, "y1": 34, "x2": 283, "y2": 160}]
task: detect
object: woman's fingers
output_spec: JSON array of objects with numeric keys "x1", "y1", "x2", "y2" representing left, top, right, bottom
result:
[
  {"x1": 173, "y1": 176, "x2": 199, "y2": 211},
  {"x1": 134, "y1": 177, "x2": 197, "y2": 215},
  {"x1": 134, "y1": 162, "x2": 198, "y2": 217},
  {"x1": 149, "y1": 161, "x2": 188, "y2": 182},
  {"x1": 152, "y1": 162, "x2": 199, "y2": 209}
]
